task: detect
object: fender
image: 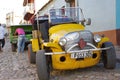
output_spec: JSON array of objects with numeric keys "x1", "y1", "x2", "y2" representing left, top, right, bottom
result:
[
  {"x1": 43, "y1": 42, "x2": 63, "y2": 52},
  {"x1": 97, "y1": 37, "x2": 109, "y2": 47},
  {"x1": 31, "y1": 39, "x2": 39, "y2": 52}
]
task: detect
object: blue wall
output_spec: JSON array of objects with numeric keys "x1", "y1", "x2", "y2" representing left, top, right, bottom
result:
[{"x1": 116, "y1": 0, "x2": 120, "y2": 29}]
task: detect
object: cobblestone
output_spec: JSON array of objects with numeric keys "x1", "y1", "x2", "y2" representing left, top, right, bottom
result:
[
  {"x1": 0, "y1": 39, "x2": 39, "y2": 80},
  {"x1": 0, "y1": 38, "x2": 120, "y2": 80}
]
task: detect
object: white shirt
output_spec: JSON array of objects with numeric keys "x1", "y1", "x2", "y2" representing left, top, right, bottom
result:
[{"x1": 0, "y1": 26, "x2": 5, "y2": 39}]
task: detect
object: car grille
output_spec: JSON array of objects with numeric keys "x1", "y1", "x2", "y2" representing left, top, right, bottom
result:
[{"x1": 64, "y1": 30, "x2": 94, "y2": 51}]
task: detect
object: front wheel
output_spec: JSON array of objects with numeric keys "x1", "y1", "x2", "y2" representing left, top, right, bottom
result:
[
  {"x1": 101, "y1": 42, "x2": 116, "y2": 69},
  {"x1": 36, "y1": 50, "x2": 50, "y2": 80},
  {"x1": 28, "y1": 44, "x2": 36, "y2": 64}
]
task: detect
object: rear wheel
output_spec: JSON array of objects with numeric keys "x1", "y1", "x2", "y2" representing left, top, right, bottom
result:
[
  {"x1": 28, "y1": 44, "x2": 36, "y2": 64},
  {"x1": 36, "y1": 50, "x2": 49, "y2": 80},
  {"x1": 101, "y1": 42, "x2": 116, "y2": 69},
  {"x1": 11, "y1": 43, "x2": 16, "y2": 52}
]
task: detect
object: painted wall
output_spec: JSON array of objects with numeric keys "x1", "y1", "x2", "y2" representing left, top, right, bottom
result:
[
  {"x1": 38, "y1": 0, "x2": 117, "y2": 33},
  {"x1": 54, "y1": 0, "x2": 66, "y2": 8},
  {"x1": 38, "y1": 2, "x2": 54, "y2": 16},
  {"x1": 39, "y1": 0, "x2": 66, "y2": 16},
  {"x1": 78, "y1": 0, "x2": 116, "y2": 32}
]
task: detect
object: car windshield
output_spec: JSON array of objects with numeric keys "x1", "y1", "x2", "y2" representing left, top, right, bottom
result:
[{"x1": 49, "y1": 7, "x2": 84, "y2": 24}]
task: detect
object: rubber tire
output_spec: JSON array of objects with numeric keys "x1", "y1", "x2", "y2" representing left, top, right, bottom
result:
[
  {"x1": 11, "y1": 43, "x2": 16, "y2": 52},
  {"x1": 28, "y1": 44, "x2": 36, "y2": 64},
  {"x1": 101, "y1": 42, "x2": 116, "y2": 69},
  {"x1": 36, "y1": 50, "x2": 49, "y2": 80}
]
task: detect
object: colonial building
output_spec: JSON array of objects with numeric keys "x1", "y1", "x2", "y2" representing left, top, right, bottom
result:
[
  {"x1": 23, "y1": 0, "x2": 35, "y2": 24},
  {"x1": 6, "y1": 11, "x2": 24, "y2": 35}
]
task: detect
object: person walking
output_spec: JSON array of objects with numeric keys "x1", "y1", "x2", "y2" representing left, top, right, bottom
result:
[
  {"x1": 0, "y1": 23, "x2": 5, "y2": 51},
  {"x1": 14, "y1": 28, "x2": 26, "y2": 54}
]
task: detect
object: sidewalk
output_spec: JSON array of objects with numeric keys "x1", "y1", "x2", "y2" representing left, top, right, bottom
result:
[{"x1": 115, "y1": 46, "x2": 120, "y2": 63}]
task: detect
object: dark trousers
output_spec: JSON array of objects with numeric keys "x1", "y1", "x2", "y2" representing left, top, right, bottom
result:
[{"x1": 0, "y1": 38, "x2": 5, "y2": 48}]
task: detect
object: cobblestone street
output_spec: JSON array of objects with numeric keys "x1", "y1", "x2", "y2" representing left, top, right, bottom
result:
[
  {"x1": 0, "y1": 38, "x2": 39, "y2": 80},
  {"x1": 0, "y1": 38, "x2": 120, "y2": 80}
]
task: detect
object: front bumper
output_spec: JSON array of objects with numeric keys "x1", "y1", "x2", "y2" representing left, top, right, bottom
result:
[
  {"x1": 44, "y1": 43, "x2": 112, "y2": 55},
  {"x1": 48, "y1": 43, "x2": 112, "y2": 69}
]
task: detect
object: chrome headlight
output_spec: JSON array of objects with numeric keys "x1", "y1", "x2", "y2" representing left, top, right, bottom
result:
[
  {"x1": 94, "y1": 34, "x2": 101, "y2": 42},
  {"x1": 59, "y1": 38, "x2": 67, "y2": 46},
  {"x1": 59, "y1": 32, "x2": 80, "y2": 46},
  {"x1": 65, "y1": 32, "x2": 80, "y2": 41}
]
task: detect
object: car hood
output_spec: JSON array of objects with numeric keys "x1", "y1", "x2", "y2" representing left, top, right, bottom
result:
[{"x1": 49, "y1": 23, "x2": 84, "y2": 43}]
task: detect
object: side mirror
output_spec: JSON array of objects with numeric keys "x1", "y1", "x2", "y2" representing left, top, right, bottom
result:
[
  {"x1": 85, "y1": 18, "x2": 91, "y2": 25},
  {"x1": 79, "y1": 8, "x2": 91, "y2": 25}
]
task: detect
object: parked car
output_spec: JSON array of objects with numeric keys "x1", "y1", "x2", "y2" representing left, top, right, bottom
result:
[
  {"x1": 28, "y1": 7, "x2": 116, "y2": 80},
  {"x1": 10, "y1": 24, "x2": 32, "y2": 52}
]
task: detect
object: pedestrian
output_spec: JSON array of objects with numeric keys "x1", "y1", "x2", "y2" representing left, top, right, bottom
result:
[
  {"x1": 0, "y1": 23, "x2": 6, "y2": 52},
  {"x1": 14, "y1": 28, "x2": 26, "y2": 54}
]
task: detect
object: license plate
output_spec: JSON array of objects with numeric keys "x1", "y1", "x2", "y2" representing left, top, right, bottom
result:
[{"x1": 71, "y1": 51, "x2": 92, "y2": 58}]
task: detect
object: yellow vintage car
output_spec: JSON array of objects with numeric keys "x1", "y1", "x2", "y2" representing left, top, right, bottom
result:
[{"x1": 28, "y1": 7, "x2": 116, "y2": 80}]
